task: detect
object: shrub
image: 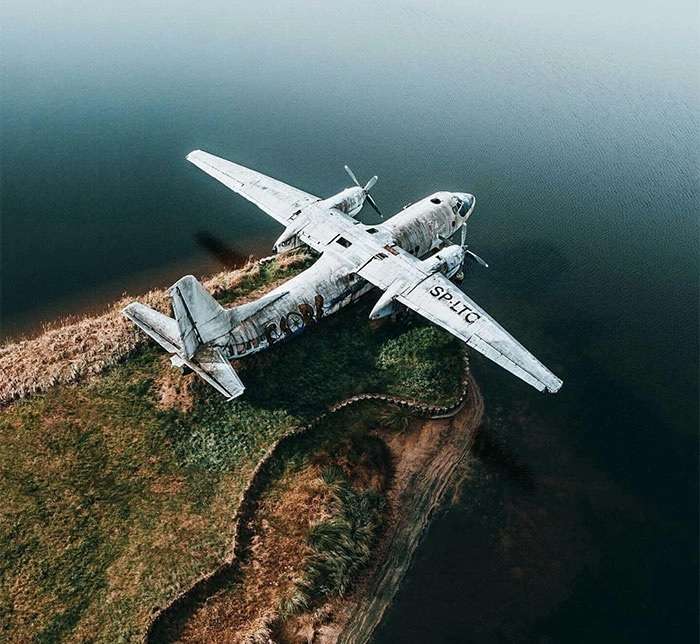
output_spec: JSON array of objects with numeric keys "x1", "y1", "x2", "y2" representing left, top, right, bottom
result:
[{"x1": 284, "y1": 467, "x2": 385, "y2": 614}]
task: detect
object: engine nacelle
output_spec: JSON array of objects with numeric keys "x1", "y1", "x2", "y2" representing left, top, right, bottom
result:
[
  {"x1": 318, "y1": 187, "x2": 366, "y2": 218},
  {"x1": 420, "y1": 244, "x2": 465, "y2": 279}
]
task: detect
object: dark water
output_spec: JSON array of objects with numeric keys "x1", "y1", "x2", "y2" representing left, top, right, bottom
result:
[{"x1": 2, "y1": 1, "x2": 697, "y2": 641}]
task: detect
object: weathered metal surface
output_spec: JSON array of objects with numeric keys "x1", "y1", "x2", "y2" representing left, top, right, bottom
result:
[{"x1": 123, "y1": 152, "x2": 563, "y2": 399}]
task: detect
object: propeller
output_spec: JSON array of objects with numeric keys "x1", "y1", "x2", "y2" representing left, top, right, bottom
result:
[
  {"x1": 465, "y1": 249, "x2": 489, "y2": 268},
  {"x1": 344, "y1": 164, "x2": 382, "y2": 217},
  {"x1": 458, "y1": 222, "x2": 489, "y2": 274}
]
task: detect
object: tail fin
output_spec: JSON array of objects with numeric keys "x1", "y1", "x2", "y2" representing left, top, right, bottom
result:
[
  {"x1": 169, "y1": 275, "x2": 229, "y2": 358},
  {"x1": 122, "y1": 299, "x2": 245, "y2": 401}
]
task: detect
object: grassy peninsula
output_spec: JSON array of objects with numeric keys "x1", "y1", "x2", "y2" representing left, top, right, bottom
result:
[{"x1": 0, "y1": 252, "x2": 464, "y2": 643}]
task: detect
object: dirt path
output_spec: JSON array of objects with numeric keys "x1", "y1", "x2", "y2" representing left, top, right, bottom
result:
[{"x1": 316, "y1": 373, "x2": 484, "y2": 644}]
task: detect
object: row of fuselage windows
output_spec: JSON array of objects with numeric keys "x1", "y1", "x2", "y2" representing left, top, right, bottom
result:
[{"x1": 227, "y1": 329, "x2": 275, "y2": 356}]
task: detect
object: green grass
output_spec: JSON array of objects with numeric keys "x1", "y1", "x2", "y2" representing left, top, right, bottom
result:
[
  {"x1": 301, "y1": 467, "x2": 385, "y2": 598},
  {"x1": 243, "y1": 307, "x2": 462, "y2": 416},
  {"x1": 268, "y1": 428, "x2": 391, "y2": 620},
  {"x1": 0, "y1": 256, "x2": 463, "y2": 642}
]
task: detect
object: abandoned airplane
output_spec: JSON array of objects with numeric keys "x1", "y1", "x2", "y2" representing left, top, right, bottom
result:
[{"x1": 123, "y1": 151, "x2": 563, "y2": 400}]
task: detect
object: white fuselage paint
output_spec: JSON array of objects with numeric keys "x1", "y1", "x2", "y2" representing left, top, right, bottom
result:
[
  {"x1": 217, "y1": 192, "x2": 474, "y2": 360},
  {"x1": 126, "y1": 148, "x2": 561, "y2": 396}
]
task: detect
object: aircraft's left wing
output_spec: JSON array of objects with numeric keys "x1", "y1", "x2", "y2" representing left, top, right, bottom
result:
[
  {"x1": 359, "y1": 258, "x2": 562, "y2": 393},
  {"x1": 187, "y1": 150, "x2": 319, "y2": 225}
]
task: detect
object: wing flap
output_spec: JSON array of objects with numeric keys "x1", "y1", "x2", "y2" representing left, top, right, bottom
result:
[
  {"x1": 466, "y1": 333, "x2": 550, "y2": 393},
  {"x1": 187, "y1": 150, "x2": 319, "y2": 225}
]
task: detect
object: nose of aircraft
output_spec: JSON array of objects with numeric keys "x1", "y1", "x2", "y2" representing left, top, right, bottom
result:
[{"x1": 454, "y1": 192, "x2": 476, "y2": 216}]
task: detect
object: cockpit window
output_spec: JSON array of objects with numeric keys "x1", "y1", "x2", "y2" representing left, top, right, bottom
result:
[{"x1": 454, "y1": 198, "x2": 471, "y2": 217}]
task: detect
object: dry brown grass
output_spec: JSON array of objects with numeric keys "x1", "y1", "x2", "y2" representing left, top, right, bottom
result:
[
  {"x1": 173, "y1": 437, "x2": 390, "y2": 644},
  {"x1": 176, "y1": 466, "x2": 331, "y2": 643},
  {"x1": 155, "y1": 364, "x2": 196, "y2": 413},
  {"x1": 0, "y1": 253, "x2": 308, "y2": 406}
]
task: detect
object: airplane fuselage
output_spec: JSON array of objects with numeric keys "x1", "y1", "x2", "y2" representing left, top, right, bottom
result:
[{"x1": 220, "y1": 191, "x2": 473, "y2": 360}]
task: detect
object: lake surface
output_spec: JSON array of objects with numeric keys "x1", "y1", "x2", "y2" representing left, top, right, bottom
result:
[{"x1": 2, "y1": 1, "x2": 697, "y2": 641}]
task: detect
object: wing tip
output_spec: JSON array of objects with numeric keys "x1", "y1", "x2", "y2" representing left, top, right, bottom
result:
[
  {"x1": 186, "y1": 149, "x2": 203, "y2": 162},
  {"x1": 121, "y1": 301, "x2": 151, "y2": 320},
  {"x1": 225, "y1": 385, "x2": 246, "y2": 401}
]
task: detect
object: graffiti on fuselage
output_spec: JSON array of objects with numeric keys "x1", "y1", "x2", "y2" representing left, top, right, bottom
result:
[
  {"x1": 232, "y1": 277, "x2": 370, "y2": 357},
  {"x1": 261, "y1": 293, "x2": 326, "y2": 347}
]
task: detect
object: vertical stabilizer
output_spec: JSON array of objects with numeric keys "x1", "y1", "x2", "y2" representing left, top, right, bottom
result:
[{"x1": 169, "y1": 275, "x2": 228, "y2": 358}]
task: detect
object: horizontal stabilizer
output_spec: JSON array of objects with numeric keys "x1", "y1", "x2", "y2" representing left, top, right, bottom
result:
[
  {"x1": 183, "y1": 346, "x2": 245, "y2": 400},
  {"x1": 123, "y1": 302, "x2": 181, "y2": 354}
]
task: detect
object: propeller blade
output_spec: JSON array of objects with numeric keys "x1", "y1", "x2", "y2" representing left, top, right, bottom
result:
[
  {"x1": 366, "y1": 194, "x2": 383, "y2": 218},
  {"x1": 466, "y1": 249, "x2": 489, "y2": 268},
  {"x1": 364, "y1": 175, "x2": 378, "y2": 191},
  {"x1": 344, "y1": 164, "x2": 361, "y2": 187}
]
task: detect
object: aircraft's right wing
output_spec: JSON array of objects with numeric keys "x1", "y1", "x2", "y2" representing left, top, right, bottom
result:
[
  {"x1": 400, "y1": 274, "x2": 562, "y2": 392},
  {"x1": 357, "y1": 254, "x2": 563, "y2": 393},
  {"x1": 187, "y1": 150, "x2": 320, "y2": 225}
]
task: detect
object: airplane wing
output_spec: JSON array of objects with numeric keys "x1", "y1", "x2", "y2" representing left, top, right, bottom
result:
[
  {"x1": 358, "y1": 257, "x2": 563, "y2": 393},
  {"x1": 186, "y1": 150, "x2": 320, "y2": 225}
]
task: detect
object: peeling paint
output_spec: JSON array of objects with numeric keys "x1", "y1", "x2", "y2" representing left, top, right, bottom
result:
[{"x1": 123, "y1": 151, "x2": 563, "y2": 398}]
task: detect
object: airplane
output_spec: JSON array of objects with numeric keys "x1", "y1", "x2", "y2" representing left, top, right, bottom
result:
[{"x1": 122, "y1": 151, "x2": 563, "y2": 400}]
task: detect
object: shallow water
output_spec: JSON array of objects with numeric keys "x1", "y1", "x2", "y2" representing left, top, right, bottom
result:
[{"x1": 2, "y1": 1, "x2": 697, "y2": 641}]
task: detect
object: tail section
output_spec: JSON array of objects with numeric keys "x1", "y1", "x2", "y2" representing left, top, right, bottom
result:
[
  {"x1": 183, "y1": 346, "x2": 245, "y2": 400},
  {"x1": 169, "y1": 275, "x2": 229, "y2": 358},
  {"x1": 122, "y1": 280, "x2": 245, "y2": 401}
]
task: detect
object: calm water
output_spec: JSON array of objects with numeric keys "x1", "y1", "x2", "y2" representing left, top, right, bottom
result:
[{"x1": 2, "y1": 1, "x2": 697, "y2": 641}]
